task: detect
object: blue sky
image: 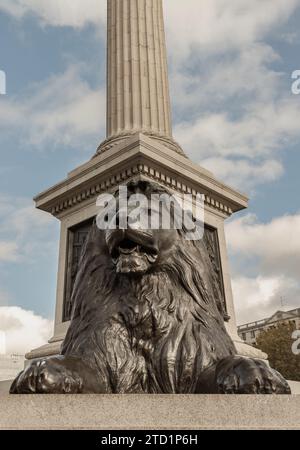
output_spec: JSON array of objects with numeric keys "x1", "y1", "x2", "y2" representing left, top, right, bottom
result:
[{"x1": 0, "y1": 0, "x2": 300, "y2": 353}]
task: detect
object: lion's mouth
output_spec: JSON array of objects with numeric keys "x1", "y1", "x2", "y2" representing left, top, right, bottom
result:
[{"x1": 111, "y1": 238, "x2": 158, "y2": 264}]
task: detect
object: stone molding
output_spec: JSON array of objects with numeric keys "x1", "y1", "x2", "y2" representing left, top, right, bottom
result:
[
  {"x1": 96, "y1": 130, "x2": 185, "y2": 157},
  {"x1": 49, "y1": 164, "x2": 234, "y2": 217},
  {"x1": 34, "y1": 135, "x2": 248, "y2": 219}
]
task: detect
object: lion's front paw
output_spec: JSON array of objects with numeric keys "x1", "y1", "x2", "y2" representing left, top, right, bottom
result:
[
  {"x1": 216, "y1": 356, "x2": 291, "y2": 394},
  {"x1": 10, "y1": 356, "x2": 83, "y2": 394}
]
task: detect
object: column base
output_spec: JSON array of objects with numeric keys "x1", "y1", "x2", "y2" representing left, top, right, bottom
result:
[
  {"x1": 95, "y1": 132, "x2": 186, "y2": 157},
  {"x1": 25, "y1": 341, "x2": 61, "y2": 362},
  {"x1": 233, "y1": 338, "x2": 268, "y2": 360}
]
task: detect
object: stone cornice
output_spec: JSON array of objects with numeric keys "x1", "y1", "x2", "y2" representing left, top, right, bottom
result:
[
  {"x1": 49, "y1": 166, "x2": 233, "y2": 218},
  {"x1": 34, "y1": 134, "x2": 248, "y2": 218}
]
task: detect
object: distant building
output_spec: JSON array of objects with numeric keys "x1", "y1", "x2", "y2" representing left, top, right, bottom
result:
[
  {"x1": 0, "y1": 354, "x2": 24, "y2": 382},
  {"x1": 238, "y1": 308, "x2": 300, "y2": 346}
]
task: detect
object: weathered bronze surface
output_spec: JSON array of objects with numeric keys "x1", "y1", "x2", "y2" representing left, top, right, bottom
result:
[
  {"x1": 63, "y1": 221, "x2": 227, "y2": 323},
  {"x1": 10, "y1": 181, "x2": 291, "y2": 394}
]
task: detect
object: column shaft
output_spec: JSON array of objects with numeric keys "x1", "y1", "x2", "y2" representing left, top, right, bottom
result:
[{"x1": 107, "y1": 0, "x2": 172, "y2": 141}]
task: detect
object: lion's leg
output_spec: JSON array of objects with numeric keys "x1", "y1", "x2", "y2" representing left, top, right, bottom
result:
[{"x1": 10, "y1": 355, "x2": 106, "y2": 394}]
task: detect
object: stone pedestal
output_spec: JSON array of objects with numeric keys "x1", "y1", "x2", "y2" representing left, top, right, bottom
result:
[{"x1": 0, "y1": 392, "x2": 299, "y2": 429}]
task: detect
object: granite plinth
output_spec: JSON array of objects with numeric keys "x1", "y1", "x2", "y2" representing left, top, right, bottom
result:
[{"x1": 0, "y1": 393, "x2": 299, "y2": 430}]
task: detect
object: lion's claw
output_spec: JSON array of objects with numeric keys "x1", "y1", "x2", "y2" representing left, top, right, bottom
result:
[
  {"x1": 215, "y1": 356, "x2": 291, "y2": 394},
  {"x1": 10, "y1": 357, "x2": 83, "y2": 394}
]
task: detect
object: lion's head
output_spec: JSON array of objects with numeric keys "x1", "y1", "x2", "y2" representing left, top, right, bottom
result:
[{"x1": 102, "y1": 180, "x2": 182, "y2": 275}]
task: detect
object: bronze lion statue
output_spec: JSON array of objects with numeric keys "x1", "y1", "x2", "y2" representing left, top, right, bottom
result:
[{"x1": 10, "y1": 181, "x2": 290, "y2": 394}]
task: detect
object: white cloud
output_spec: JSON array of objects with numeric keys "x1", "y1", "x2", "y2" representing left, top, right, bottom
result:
[
  {"x1": 165, "y1": 0, "x2": 300, "y2": 59},
  {"x1": 0, "y1": 199, "x2": 58, "y2": 344},
  {"x1": 170, "y1": 43, "x2": 281, "y2": 115},
  {"x1": 166, "y1": 1, "x2": 300, "y2": 190},
  {"x1": 175, "y1": 99, "x2": 300, "y2": 159},
  {"x1": 232, "y1": 276, "x2": 282, "y2": 324},
  {"x1": 226, "y1": 213, "x2": 300, "y2": 323},
  {"x1": 0, "y1": 306, "x2": 53, "y2": 354},
  {"x1": 1, "y1": 0, "x2": 298, "y2": 40},
  {"x1": 0, "y1": 0, "x2": 106, "y2": 28},
  {"x1": 0, "y1": 65, "x2": 106, "y2": 151},
  {"x1": 0, "y1": 242, "x2": 19, "y2": 262},
  {"x1": 227, "y1": 213, "x2": 300, "y2": 278},
  {"x1": 173, "y1": 93, "x2": 300, "y2": 191},
  {"x1": 0, "y1": 195, "x2": 58, "y2": 263},
  {"x1": 171, "y1": 39, "x2": 300, "y2": 189},
  {"x1": 201, "y1": 157, "x2": 283, "y2": 191},
  {"x1": 232, "y1": 275, "x2": 300, "y2": 325}
]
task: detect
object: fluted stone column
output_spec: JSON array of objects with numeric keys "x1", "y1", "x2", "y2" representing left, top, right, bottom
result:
[{"x1": 97, "y1": 0, "x2": 183, "y2": 155}]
